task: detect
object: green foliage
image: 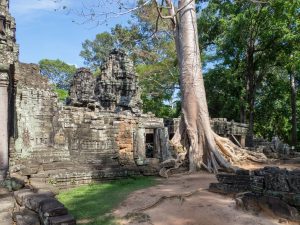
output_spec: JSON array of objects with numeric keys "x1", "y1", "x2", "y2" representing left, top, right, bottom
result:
[
  {"x1": 54, "y1": 88, "x2": 69, "y2": 102},
  {"x1": 39, "y1": 59, "x2": 76, "y2": 90},
  {"x1": 79, "y1": 2, "x2": 179, "y2": 117},
  {"x1": 57, "y1": 177, "x2": 156, "y2": 225},
  {"x1": 199, "y1": 0, "x2": 300, "y2": 142},
  {"x1": 204, "y1": 66, "x2": 244, "y2": 122},
  {"x1": 254, "y1": 69, "x2": 292, "y2": 141},
  {"x1": 136, "y1": 47, "x2": 180, "y2": 118},
  {"x1": 80, "y1": 32, "x2": 114, "y2": 70}
]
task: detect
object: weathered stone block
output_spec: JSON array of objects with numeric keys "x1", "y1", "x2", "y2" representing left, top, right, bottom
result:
[
  {"x1": 20, "y1": 167, "x2": 39, "y2": 176},
  {"x1": 209, "y1": 183, "x2": 249, "y2": 194},
  {"x1": 250, "y1": 176, "x2": 264, "y2": 194},
  {"x1": 13, "y1": 208, "x2": 40, "y2": 225},
  {"x1": 24, "y1": 194, "x2": 51, "y2": 212},
  {"x1": 39, "y1": 198, "x2": 68, "y2": 217},
  {"x1": 216, "y1": 173, "x2": 251, "y2": 185},
  {"x1": 264, "y1": 173, "x2": 290, "y2": 192},
  {"x1": 45, "y1": 214, "x2": 76, "y2": 225},
  {"x1": 14, "y1": 189, "x2": 34, "y2": 205},
  {"x1": 1, "y1": 178, "x2": 25, "y2": 191},
  {"x1": 235, "y1": 192, "x2": 261, "y2": 214}
]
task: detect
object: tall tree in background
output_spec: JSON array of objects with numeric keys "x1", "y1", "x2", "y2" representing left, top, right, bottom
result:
[
  {"x1": 198, "y1": 0, "x2": 299, "y2": 145},
  {"x1": 80, "y1": 32, "x2": 114, "y2": 70},
  {"x1": 39, "y1": 59, "x2": 77, "y2": 101},
  {"x1": 272, "y1": 0, "x2": 300, "y2": 146},
  {"x1": 79, "y1": 1, "x2": 180, "y2": 118}
]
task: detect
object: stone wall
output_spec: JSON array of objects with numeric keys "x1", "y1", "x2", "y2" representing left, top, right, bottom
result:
[
  {"x1": 164, "y1": 117, "x2": 248, "y2": 147},
  {"x1": 0, "y1": 0, "x2": 19, "y2": 180},
  {"x1": 209, "y1": 167, "x2": 300, "y2": 222},
  {"x1": 9, "y1": 60, "x2": 167, "y2": 187}
]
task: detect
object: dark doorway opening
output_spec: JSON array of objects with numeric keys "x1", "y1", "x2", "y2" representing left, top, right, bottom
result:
[{"x1": 145, "y1": 132, "x2": 154, "y2": 158}]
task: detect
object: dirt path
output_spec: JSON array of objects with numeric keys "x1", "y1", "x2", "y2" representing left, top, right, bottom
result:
[{"x1": 114, "y1": 165, "x2": 299, "y2": 225}]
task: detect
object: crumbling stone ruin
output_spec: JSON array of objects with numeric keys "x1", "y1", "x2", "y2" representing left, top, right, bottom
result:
[
  {"x1": 0, "y1": 0, "x2": 18, "y2": 180},
  {"x1": 10, "y1": 56, "x2": 167, "y2": 187},
  {"x1": 165, "y1": 118, "x2": 249, "y2": 147},
  {"x1": 95, "y1": 49, "x2": 142, "y2": 113},
  {"x1": 67, "y1": 67, "x2": 96, "y2": 107},
  {"x1": 68, "y1": 49, "x2": 142, "y2": 114},
  {"x1": 252, "y1": 136, "x2": 293, "y2": 159},
  {"x1": 0, "y1": 0, "x2": 255, "y2": 187},
  {"x1": 0, "y1": 177, "x2": 75, "y2": 225},
  {"x1": 209, "y1": 167, "x2": 300, "y2": 222}
]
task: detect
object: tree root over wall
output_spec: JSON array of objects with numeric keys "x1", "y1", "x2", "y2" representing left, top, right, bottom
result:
[{"x1": 159, "y1": 130, "x2": 267, "y2": 178}]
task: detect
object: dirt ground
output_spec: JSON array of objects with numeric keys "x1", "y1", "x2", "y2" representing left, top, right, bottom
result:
[{"x1": 114, "y1": 162, "x2": 300, "y2": 225}]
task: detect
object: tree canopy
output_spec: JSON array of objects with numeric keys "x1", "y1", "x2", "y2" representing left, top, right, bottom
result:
[
  {"x1": 39, "y1": 59, "x2": 77, "y2": 101},
  {"x1": 198, "y1": 0, "x2": 299, "y2": 144}
]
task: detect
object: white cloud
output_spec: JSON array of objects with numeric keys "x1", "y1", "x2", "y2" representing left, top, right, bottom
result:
[{"x1": 11, "y1": 0, "x2": 70, "y2": 15}]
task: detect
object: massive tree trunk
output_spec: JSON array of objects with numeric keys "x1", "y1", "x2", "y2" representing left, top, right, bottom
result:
[
  {"x1": 161, "y1": 0, "x2": 265, "y2": 174},
  {"x1": 164, "y1": 0, "x2": 231, "y2": 172},
  {"x1": 290, "y1": 72, "x2": 297, "y2": 147}
]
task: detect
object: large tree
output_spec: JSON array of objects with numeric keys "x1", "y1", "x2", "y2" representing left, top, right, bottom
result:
[
  {"x1": 155, "y1": 0, "x2": 265, "y2": 172},
  {"x1": 73, "y1": 0, "x2": 265, "y2": 172},
  {"x1": 198, "y1": 0, "x2": 299, "y2": 146}
]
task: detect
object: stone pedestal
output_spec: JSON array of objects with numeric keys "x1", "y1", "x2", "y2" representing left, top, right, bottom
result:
[{"x1": 0, "y1": 71, "x2": 9, "y2": 180}]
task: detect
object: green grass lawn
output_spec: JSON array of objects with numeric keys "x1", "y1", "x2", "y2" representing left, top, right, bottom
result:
[{"x1": 57, "y1": 177, "x2": 157, "y2": 225}]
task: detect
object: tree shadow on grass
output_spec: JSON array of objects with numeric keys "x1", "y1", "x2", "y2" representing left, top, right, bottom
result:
[{"x1": 57, "y1": 177, "x2": 157, "y2": 225}]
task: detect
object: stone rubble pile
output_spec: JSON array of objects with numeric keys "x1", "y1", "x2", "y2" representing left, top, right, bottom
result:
[
  {"x1": 209, "y1": 166, "x2": 300, "y2": 222},
  {"x1": 0, "y1": 177, "x2": 76, "y2": 225},
  {"x1": 14, "y1": 189, "x2": 75, "y2": 225}
]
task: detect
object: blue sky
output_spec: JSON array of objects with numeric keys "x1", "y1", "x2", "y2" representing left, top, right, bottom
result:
[{"x1": 10, "y1": 0, "x2": 134, "y2": 67}]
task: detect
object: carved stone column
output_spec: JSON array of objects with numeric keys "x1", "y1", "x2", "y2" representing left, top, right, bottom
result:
[{"x1": 0, "y1": 69, "x2": 9, "y2": 179}]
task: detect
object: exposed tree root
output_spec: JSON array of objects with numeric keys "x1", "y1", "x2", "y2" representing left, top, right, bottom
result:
[
  {"x1": 159, "y1": 152, "x2": 186, "y2": 178},
  {"x1": 159, "y1": 126, "x2": 267, "y2": 177},
  {"x1": 214, "y1": 133, "x2": 267, "y2": 165},
  {"x1": 133, "y1": 188, "x2": 203, "y2": 212}
]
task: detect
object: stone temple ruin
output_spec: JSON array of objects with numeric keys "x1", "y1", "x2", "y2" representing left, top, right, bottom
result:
[
  {"x1": 0, "y1": 0, "x2": 251, "y2": 186},
  {"x1": 1, "y1": 1, "x2": 300, "y2": 224}
]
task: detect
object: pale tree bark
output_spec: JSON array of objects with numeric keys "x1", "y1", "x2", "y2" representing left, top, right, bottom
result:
[{"x1": 76, "y1": 0, "x2": 266, "y2": 173}]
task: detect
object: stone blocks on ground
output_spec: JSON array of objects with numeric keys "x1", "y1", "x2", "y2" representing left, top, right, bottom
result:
[
  {"x1": 13, "y1": 189, "x2": 76, "y2": 225},
  {"x1": 13, "y1": 208, "x2": 40, "y2": 225},
  {"x1": 209, "y1": 166, "x2": 300, "y2": 222}
]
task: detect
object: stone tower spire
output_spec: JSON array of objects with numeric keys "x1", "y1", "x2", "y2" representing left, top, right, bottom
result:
[
  {"x1": 0, "y1": 0, "x2": 18, "y2": 180},
  {"x1": 0, "y1": 0, "x2": 9, "y2": 9}
]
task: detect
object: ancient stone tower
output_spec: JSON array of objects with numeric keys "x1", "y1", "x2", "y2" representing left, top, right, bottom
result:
[
  {"x1": 68, "y1": 49, "x2": 143, "y2": 114},
  {"x1": 0, "y1": 0, "x2": 18, "y2": 179}
]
